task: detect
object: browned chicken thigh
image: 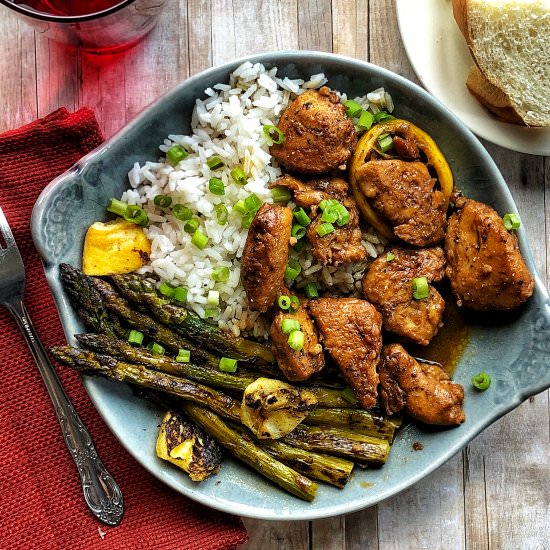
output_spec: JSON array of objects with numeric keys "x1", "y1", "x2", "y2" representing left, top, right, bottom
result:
[
  {"x1": 354, "y1": 159, "x2": 447, "y2": 246},
  {"x1": 379, "y1": 343, "x2": 465, "y2": 426},
  {"x1": 445, "y1": 194, "x2": 534, "y2": 310},
  {"x1": 241, "y1": 203, "x2": 293, "y2": 312},
  {"x1": 308, "y1": 297, "x2": 382, "y2": 408},
  {"x1": 362, "y1": 246, "x2": 446, "y2": 345},
  {"x1": 270, "y1": 304, "x2": 325, "y2": 381},
  {"x1": 272, "y1": 174, "x2": 349, "y2": 207},
  {"x1": 270, "y1": 87, "x2": 357, "y2": 175}
]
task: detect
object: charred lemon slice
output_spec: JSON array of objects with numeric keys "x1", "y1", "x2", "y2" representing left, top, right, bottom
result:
[{"x1": 350, "y1": 119, "x2": 453, "y2": 240}]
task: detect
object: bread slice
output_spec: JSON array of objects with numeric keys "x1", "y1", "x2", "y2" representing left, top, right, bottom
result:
[{"x1": 452, "y1": 0, "x2": 550, "y2": 127}]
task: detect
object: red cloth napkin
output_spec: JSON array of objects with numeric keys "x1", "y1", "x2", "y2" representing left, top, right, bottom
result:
[{"x1": 0, "y1": 109, "x2": 248, "y2": 550}]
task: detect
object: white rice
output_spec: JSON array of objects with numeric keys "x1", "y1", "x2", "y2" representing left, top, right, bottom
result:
[{"x1": 122, "y1": 61, "x2": 392, "y2": 337}]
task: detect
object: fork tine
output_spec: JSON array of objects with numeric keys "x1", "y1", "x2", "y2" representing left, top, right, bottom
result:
[{"x1": 0, "y1": 205, "x2": 16, "y2": 250}]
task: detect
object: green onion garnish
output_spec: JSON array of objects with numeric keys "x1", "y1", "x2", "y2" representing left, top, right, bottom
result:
[
  {"x1": 209, "y1": 177, "x2": 225, "y2": 195},
  {"x1": 377, "y1": 133, "x2": 394, "y2": 152},
  {"x1": 241, "y1": 210, "x2": 256, "y2": 229},
  {"x1": 191, "y1": 229, "x2": 208, "y2": 249},
  {"x1": 289, "y1": 295, "x2": 301, "y2": 313},
  {"x1": 341, "y1": 386, "x2": 358, "y2": 404},
  {"x1": 343, "y1": 99, "x2": 362, "y2": 118},
  {"x1": 263, "y1": 125, "x2": 284, "y2": 145},
  {"x1": 233, "y1": 200, "x2": 247, "y2": 214},
  {"x1": 211, "y1": 266, "x2": 230, "y2": 283},
  {"x1": 333, "y1": 203, "x2": 350, "y2": 226},
  {"x1": 357, "y1": 110, "x2": 374, "y2": 130},
  {"x1": 176, "y1": 349, "x2": 191, "y2": 363},
  {"x1": 107, "y1": 198, "x2": 128, "y2": 217},
  {"x1": 271, "y1": 185, "x2": 291, "y2": 203},
  {"x1": 287, "y1": 330, "x2": 305, "y2": 351},
  {"x1": 153, "y1": 194, "x2": 172, "y2": 208},
  {"x1": 173, "y1": 286, "x2": 188, "y2": 303},
  {"x1": 471, "y1": 372, "x2": 491, "y2": 391},
  {"x1": 146, "y1": 342, "x2": 165, "y2": 355},
  {"x1": 319, "y1": 199, "x2": 339, "y2": 211},
  {"x1": 386, "y1": 251, "x2": 395, "y2": 262},
  {"x1": 278, "y1": 295, "x2": 291, "y2": 310},
  {"x1": 291, "y1": 223, "x2": 307, "y2": 239},
  {"x1": 206, "y1": 156, "x2": 225, "y2": 170},
  {"x1": 184, "y1": 218, "x2": 199, "y2": 234},
  {"x1": 214, "y1": 203, "x2": 228, "y2": 225},
  {"x1": 166, "y1": 145, "x2": 188, "y2": 166},
  {"x1": 284, "y1": 258, "x2": 301, "y2": 280},
  {"x1": 159, "y1": 281, "x2": 176, "y2": 298},
  {"x1": 316, "y1": 222, "x2": 335, "y2": 237},
  {"x1": 304, "y1": 282, "x2": 319, "y2": 299},
  {"x1": 412, "y1": 276, "x2": 429, "y2": 300},
  {"x1": 207, "y1": 290, "x2": 220, "y2": 305},
  {"x1": 244, "y1": 193, "x2": 262, "y2": 212},
  {"x1": 205, "y1": 307, "x2": 219, "y2": 319},
  {"x1": 124, "y1": 205, "x2": 148, "y2": 227},
  {"x1": 503, "y1": 213, "x2": 521, "y2": 230},
  {"x1": 293, "y1": 239, "x2": 306, "y2": 252},
  {"x1": 127, "y1": 330, "x2": 144, "y2": 345},
  {"x1": 173, "y1": 204, "x2": 193, "y2": 221},
  {"x1": 321, "y1": 207, "x2": 339, "y2": 224},
  {"x1": 230, "y1": 166, "x2": 247, "y2": 185},
  {"x1": 281, "y1": 318, "x2": 301, "y2": 334},
  {"x1": 219, "y1": 357, "x2": 238, "y2": 373},
  {"x1": 374, "y1": 111, "x2": 395, "y2": 123},
  {"x1": 293, "y1": 207, "x2": 311, "y2": 227}
]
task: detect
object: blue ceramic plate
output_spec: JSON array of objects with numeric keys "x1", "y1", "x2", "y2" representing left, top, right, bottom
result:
[{"x1": 31, "y1": 51, "x2": 550, "y2": 520}]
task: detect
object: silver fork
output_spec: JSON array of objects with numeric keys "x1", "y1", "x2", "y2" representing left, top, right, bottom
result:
[{"x1": 0, "y1": 206, "x2": 124, "y2": 526}]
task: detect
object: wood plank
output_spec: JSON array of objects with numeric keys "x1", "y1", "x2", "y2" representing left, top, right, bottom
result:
[
  {"x1": 332, "y1": 0, "x2": 368, "y2": 60},
  {"x1": 298, "y1": 0, "x2": 332, "y2": 52}
]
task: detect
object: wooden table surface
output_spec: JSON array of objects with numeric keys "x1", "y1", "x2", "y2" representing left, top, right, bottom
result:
[{"x1": 1, "y1": 1, "x2": 548, "y2": 548}]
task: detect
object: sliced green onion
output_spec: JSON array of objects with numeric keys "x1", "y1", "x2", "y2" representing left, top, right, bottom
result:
[
  {"x1": 293, "y1": 239, "x2": 306, "y2": 252},
  {"x1": 319, "y1": 199, "x2": 339, "y2": 211},
  {"x1": 333, "y1": 203, "x2": 350, "y2": 226},
  {"x1": 153, "y1": 194, "x2": 172, "y2": 208},
  {"x1": 241, "y1": 210, "x2": 256, "y2": 229},
  {"x1": 263, "y1": 125, "x2": 284, "y2": 145},
  {"x1": 412, "y1": 276, "x2": 429, "y2": 300},
  {"x1": 357, "y1": 110, "x2": 374, "y2": 131},
  {"x1": 233, "y1": 200, "x2": 248, "y2": 214},
  {"x1": 205, "y1": 307, "x2": 219, "y2": 319},
  {"x1": 374, "y1": 111, "x2": 395, "y2": 123},
  {"x1": 159, "y1": 281, "x2": 176, "y2": 298},
  {"x1": 386, "y1": 251, "x2": 395, "y2": 262},
  {"x1": 214, "y1": 203, "x2": 228, "y2": 225},
  {"x1": 343, "y1": 99, "x2": 362, "y2": 118},
  {"x1": 173, "y1": 286, "x2": 188, "y2": 303},
  {"x1": 206, "y1": 156, "x2": 225, "y2": 170},
  {"x1": 146, "y1": 342, "x2": 165, "y2": 355},
  {"x1": 316, "y1": 222, "x2": 335, "y2": 237},
  {"x1": 124, "y1": 205, "x2": 148, "y2": 227},
  {"x1": 209, "y1": 177, "x2": 225, "y2": 195},
  {"x1": 176, "y1": 349, "x2": 191, "y2": 363},
  {"x1": 281, "y1": 318, "x2": 301, "y2": 335},
  {"x1": 272, "y1": 185, "x2": 291, "y2": 203},
  {"x1": 293, "y1": 207, "x2": 311, "y2": 227},
  {"x1": 321, "y1": 207, "x2": 339, "y2": 224},
  {"x1": 207, "y1": 290, "x2": 220, "y2": 305},
  {"x1": 127, "y1": 329, "x2": 144, "y2": 345},
  {"x1": 287, "y1": 330, "x2": 305, "y2": 351},
  {"x1": 278, "y1": 295, "x2": 291, "y2": 310},
  {"x1": 230, "y1": 166, "x2": 247, "y2": 185},
  {"x1": 284, "y1": 258, "x2": 302, "y2": 281},
  {"x1": 191, "y1": 229, "x2": 208, "y2": 249},
  {"x1": 377, "y1": 133, "x2": 394, "y2": 152},
  {"x1": 341, "y1": 386, "x2": 358, "y2": 405},
  {"x1": 292, "y1": 223, "x2": 307, "y2": 239},
  {"x1": 166, "y1": 145, "x2": 188, "y2": 166},
  {"x1": 219, "y1": 356, "x2": 238, "y2": 373},
  {"x1": 304, "y1": 282, "x2": 319, "y2": 299},
  {"x1": 472, "y1": 372, "x2": 491, "y2": 391},
  {"x1": 244, "y1": 193, "x2": 262, "y2": 212},
  {"x1": 172, "y1": 204, "x2": 193, "y2": 221},
  {"x1": 503, "y1": 213, "x2": 521, "y2": 230},
  {"x1": 184, "y1": 218, "x2": 199, "y2": 234},
  {"x1": 289, "y1": 295, "x2": 301, "y2": 313},
  {"x1": 107, "y1": 198, "x2": 128, "y2": 217},
  {"x1": 211, "y1": 266, "x2": 230, "y2": 283}
]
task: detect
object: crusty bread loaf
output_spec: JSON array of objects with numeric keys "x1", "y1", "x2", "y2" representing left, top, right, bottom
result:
[{"x1": 452, "y1": 0, "x2": 550, "y2": 127}]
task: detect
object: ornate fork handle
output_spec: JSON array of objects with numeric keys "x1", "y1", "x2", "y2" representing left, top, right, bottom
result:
[{"x1": 6, "y1": 297, "x2": 124, "y2": 526}]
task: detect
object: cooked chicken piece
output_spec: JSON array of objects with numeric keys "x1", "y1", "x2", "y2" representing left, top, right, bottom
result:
[
  {"x1": 379, "y1": 343, "x2": 465, "y2": 426},
  {"x1": 270, "y1": 87, "x2": 357, "y2": 175},
  {"x1": 241, "y1": 203, "x2": 293, "y2": 312},
  {"x1": 445, "y1": 195, "x2": 534, "y2": 310},
  {"x1": 362, "y1": 246, "x2": 446, "y2": 345},
  {"x1": 355, "y1": 159, "x2": 447, "y2": 246},
  {"x1": 307, "y1": 199, "x2": 367, "y2": 266},
  {"x1": 272, "y1": 174, "x2": 349, "y2": 207},
  {"x1": 270, "y1": 305, "x2": 325, "y2": 382},
  {"x1": 308, "y1": 297, "x2": 382, "y2": 409}
]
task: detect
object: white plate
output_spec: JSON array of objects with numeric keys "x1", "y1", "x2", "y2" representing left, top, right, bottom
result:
[{"x1": 395, "y1": 0, "x2": 550, "y2": 155}]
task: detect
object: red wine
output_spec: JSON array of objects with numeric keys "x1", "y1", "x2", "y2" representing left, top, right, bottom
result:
[{"x1": 13, "y1": 0, "x2": 126, "y2": 17}]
